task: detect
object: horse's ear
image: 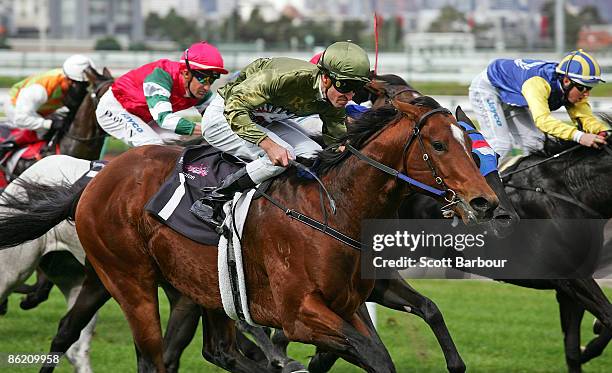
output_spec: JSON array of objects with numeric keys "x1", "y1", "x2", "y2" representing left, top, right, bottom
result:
[
  {"x1": 102, "y1": 67, "x2": 113, "y2": 79},
  {"x1": 455, "y1": 106, "x2": 473, "y2": 125},
  {"x1": 392, "y1": 98, "x2": 413, "y2": 114},
  {"x1": 84, "y1": 67, "x2": 97, "y2": 85}
]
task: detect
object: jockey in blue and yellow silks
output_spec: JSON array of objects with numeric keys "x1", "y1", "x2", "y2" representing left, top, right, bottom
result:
[{"x1": 469, "y1": 49, "x2": 608, "y2": 161}]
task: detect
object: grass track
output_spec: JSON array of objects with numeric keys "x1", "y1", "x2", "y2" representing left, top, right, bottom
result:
[{"x1": 0, "y1": 280, "x2": 611, "y2": 372}]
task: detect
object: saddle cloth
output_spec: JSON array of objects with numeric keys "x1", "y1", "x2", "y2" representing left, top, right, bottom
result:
[
  {"x1": 144, "y1": 144, "x2": 244, "y2": 245},
  {"x1": 0, "y1": 126, "x2": 59, "y2": 186}
]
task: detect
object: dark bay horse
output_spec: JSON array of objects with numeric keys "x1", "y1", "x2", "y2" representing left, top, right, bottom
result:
[
  {"x1": 401, "y1": 135, "x2": 612, "y2": 372},
  {"x1": 1, "y1": 97, "x2": 499, "y2": 372},
  {"x1": 0, "y1": 66, "x2": 112, "y2": 315}
]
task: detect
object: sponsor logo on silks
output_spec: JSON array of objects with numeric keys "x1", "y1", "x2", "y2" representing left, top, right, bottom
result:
[
  {"x1": 185, "y1": 163, "x2": 209, "y2": 177},
  {"x1": 121, "y1": 113, "x2": 144, "y2": 133},
  {"x1": 458, "y1": 121, "x2": 498, "y2": 176},
  {"x1": 485, "y1": 99, "x2": 503, "y2": 127},
  {"x1": 513, "y1": 59, "x2": 546, "y2": 70}
]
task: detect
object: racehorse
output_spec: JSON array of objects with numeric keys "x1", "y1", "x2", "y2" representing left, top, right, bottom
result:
[
  {"x1": 0, "y1": 96, "x2": 499, "y2": 372},
  {"x1": 400, "y1": 122, "x2": 612, "y2": 372},
  {"x1": 0, "y1": 67, "x2": 112, "y2": 372},
  {"x1": 147, "y1": 77, "x2": 521, "y2": 373}
]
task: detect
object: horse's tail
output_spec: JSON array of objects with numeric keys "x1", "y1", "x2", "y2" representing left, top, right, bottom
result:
[{"x1": 0, "y1": 179, "x2": 86, "y2": 249}]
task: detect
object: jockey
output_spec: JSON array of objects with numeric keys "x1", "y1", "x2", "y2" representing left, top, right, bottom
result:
[
  {"x1": 3, "y1": 54, "x2": 94, "y2": 142},
  {"x1": 96, "y1": 41, "x2": 227, "y2": 146},
  {"x1": 193, "y1": 41, "x2": 370, "y2": 221},
  {"x1": 469, "y1": 49, "x2": 608, "y2": 161}
]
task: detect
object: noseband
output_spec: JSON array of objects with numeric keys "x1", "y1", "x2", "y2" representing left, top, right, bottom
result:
[{"x1": 346, "y1": 106, "x2": 457, "y2": 203}]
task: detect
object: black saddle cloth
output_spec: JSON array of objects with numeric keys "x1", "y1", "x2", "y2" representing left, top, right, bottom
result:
[{"x1": 145, "y1": 144, "x2": 242, "y2": 245}]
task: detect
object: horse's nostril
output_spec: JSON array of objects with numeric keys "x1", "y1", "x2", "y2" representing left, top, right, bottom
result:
[
  {"x1": 494, "y1": 214, "x2": 513, "y2": 226},
  {"x1": 469, "y1": 197, "x2": 490, "y2": 212}
]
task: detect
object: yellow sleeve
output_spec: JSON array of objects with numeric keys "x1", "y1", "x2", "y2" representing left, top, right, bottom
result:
[
  {"x1": 521, "y1": 77, "x2": 579, "y2": 141},
  {"x1": 567, "y1": 101, "x2": 610, "y2": 134}
]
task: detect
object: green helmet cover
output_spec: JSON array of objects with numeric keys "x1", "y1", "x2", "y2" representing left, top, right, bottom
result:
[{"x1": 318, "y1": 41, "x2": 371, "y2": 82}]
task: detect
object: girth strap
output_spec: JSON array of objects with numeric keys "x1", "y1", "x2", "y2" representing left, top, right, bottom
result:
[{"x1": 253, "y1": 186, "x2": 362, "y2": 250}]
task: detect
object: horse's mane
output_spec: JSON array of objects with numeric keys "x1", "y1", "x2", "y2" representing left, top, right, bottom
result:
[{"x1": 316, "y1": 96, "x2": 441, "y2": 174}]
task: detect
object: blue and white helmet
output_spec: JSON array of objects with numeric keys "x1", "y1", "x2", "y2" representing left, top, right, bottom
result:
[{"x1": 556, "y1": 49, "x2": 605, "y2": 87}]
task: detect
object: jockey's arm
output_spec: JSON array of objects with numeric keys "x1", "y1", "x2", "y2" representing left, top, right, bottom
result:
[
  {"x1": 143, "y1": 67, "x2": 196, "y2": 135},
  {"x1": 222, "y1": 74, "x2": 274, "y2": 145},
  {"x1": 567, "y1": 101, "x2": 610, "y2": 134},
  {"x1": 521, "y1": 76, "x2": 583, "y2": 142},
  {"x1": 13, "y1": 84, "x2": 52, "y2": 131}
]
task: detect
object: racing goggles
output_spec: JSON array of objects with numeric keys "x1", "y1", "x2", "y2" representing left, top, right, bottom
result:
[
  {"x1": 330, "y1": 77, "x2": 365, "y2": 94},
  {"x1": 191, "y1": 70, "x2": 220, "y2": 85}
]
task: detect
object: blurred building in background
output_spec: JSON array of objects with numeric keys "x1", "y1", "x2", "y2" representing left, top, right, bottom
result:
[{"x1": 0, "y1": 0, "x2": 607, "y2": 55}]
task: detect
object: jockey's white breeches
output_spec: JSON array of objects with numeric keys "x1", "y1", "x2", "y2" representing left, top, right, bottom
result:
[
  {"x1": 201, "y1": 95, "x2": 322, "y2": 184},
  {"x1": 95, "y1": 88, "x2": 181, "y2": 147},
  {"x1": 468, "y1": 70, "x2": 545, "y2": 161}
]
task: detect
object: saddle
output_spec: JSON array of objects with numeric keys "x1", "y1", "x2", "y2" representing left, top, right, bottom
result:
[
  {"x1": 145, "y1": 144, "x2": 251, "y2": 245},
  {"x1": 0, "y1": 126, "x2": 59, "y2": 187}
]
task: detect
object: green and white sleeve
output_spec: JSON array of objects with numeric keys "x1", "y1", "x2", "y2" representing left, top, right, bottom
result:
[{"x1": 143, "y1": 67, "x2": 195, "y2": 135}]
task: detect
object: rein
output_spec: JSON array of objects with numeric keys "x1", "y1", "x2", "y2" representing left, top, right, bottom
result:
[
  {"x1": 249, "y1": 106, "x2": 459, "y2": 251},
  {"x1": 501, "y1": 143, "x2": 609, "y2": 218}
]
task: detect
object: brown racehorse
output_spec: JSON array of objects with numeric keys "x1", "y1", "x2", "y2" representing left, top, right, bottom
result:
[{"x1": 8, "y1": 97, "x2": 498, "y2": 372}]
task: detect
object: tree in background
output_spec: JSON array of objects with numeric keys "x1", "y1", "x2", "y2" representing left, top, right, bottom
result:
[
  {"x1": 428, "y1": 6, "x2": 467, "y2": 33},
  {"x1": 541, "y1": 1, "x2": 604, "y2": 48},
  {"x1": 145, "y1": 9, "x2": 202, "y2": 49},
  {"x1": 94, "y1": 36, "x2": 122, "y2": 50}
]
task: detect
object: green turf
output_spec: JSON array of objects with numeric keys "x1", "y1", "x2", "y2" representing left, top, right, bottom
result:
[{"x1": 1, "y1": 280, "x2": 611, "y2": 372}]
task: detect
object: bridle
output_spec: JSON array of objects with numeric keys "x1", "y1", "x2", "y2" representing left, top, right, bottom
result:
[
  {"x1": 60, "y1": 78, "x2": 113, "y2": 143},
  {"x1": 346, "y1": 106, "x2": 457, "y2": 203},
  {"x1": 249, "y1": 104, "x2": 461, "y2": 251}
]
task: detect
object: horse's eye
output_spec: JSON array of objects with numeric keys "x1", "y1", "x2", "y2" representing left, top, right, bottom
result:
[{"x1": 432, "y1": 141, "x2": 446, "y2": 152}]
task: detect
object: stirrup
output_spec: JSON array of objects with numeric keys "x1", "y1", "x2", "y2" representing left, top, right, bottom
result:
[{"x1": 190, "y1": 199, "x2": 222, "y2": 226}]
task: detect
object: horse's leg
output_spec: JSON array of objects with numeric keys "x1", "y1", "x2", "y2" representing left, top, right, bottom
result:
[
  {"x1": 19, "y1": 268, "x2": 54, "y2": 310},
  {"x1": 40, "y1": 272, "x2": 110, "y2": 373},
  {"x1": 282, "y1": 293, "x2": 395, "y2": 373},
  {"x1": 235, "y1": 327, "x2": 267, "y2": 363},
  {"x1": 57, "y1": 282, "x2": 97, "y2": 373},
  {"x1": 0, "y1": 298, "x2": 6, "y2": 315},
  {"x1": 159, "y1": 285, "x2": 201, "y2": 373},
  {"x1": 554, "y1": 279, "x2": 612, "y2": 331},
  {"x1": 200, "y1": 309, "x2": 273, "y2": 373},
  {"x1": 557, "y1": 291, "x2": 586, "y2": 373},
  {"x1": 0, "y1": 241, "x2": 42, "y2": 316},
  {"x1": 581, "y1": 324, "x2": 612, "y2": 363},
  {"x1": 309, "y1": 303, "x2": 382, "y2": 373},
  {"x1": 366, "y1": 272, "x2": 466, "y2": 373},
  {"x1": 236, "y1": 321, "x2": 301, "y2": 370},
  {"x1": 95, "y1": 264, "x2": 166, "y2": 372}
]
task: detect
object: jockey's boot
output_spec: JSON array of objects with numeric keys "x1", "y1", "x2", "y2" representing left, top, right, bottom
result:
[{"x1": 191, "y1": 167, "x2": 256, "y2": 225}]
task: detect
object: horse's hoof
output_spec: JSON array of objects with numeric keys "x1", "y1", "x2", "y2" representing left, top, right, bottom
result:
[
  {"x1": 19, "y1": 295, "x2": 46, "y2": 310},
  {"x1": 593, "y1": 319, "x2": 603, "y2": 335}
]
